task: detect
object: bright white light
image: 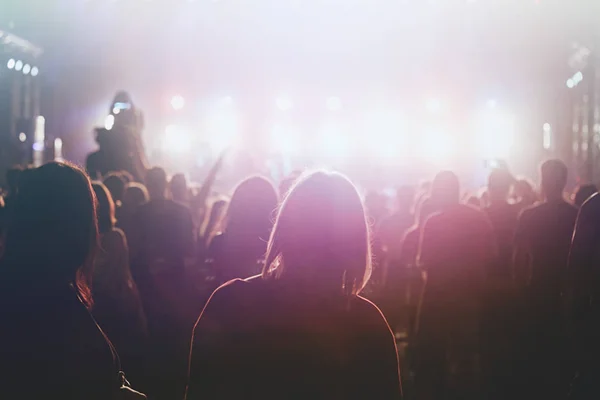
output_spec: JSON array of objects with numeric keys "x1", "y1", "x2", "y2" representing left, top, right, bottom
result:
[
  {"x1": 170, "y1": 95, "x2": 185, "y2": 110},
  {"x1": 15, "y1": 60, "x2": 23, "y2": 71},
  {"x1": 54, "y1": 138, "x2": 64, "y2": 161},
  {"x1": 219, "y1": 96, "x2": 233, "y2": 106},
  {"x1": 31, "y1": 66, "x2": 39, "y2": 76},
  {"x1": 543, "y1": 123, "x2": 551, "y2": 132},
  {"x1": 18, "y1": 132, "x2": 26, "y2": 142},
  {"x1": 270, "y1": 124, "x2": 301, "y2": 154},
  {"x1": 22, "y1": 64, "x2": 31, "y2": 75},
  {"x1": 474, "y1": 110, "x2": 516, "y2": 159},
  {"x1": 276, "y1": 96, "x2": 293, "y2": 111},
  {"x1": 112, "y1": 107, "x2": 120, "y2": 115},
  {"x1": 362, "y1": 110, "x2": 405, "y2": 159},
  {"x1": 162, "y1": 124, "x2": 192, "y2": 153},
  {"x1": 326, "y1": 96, "x2": 343, "y2": 111},
  {"x1": 567, "y1": 79, "x2": 575, "y2": 89},
  {"x1": 104, "y1": 114, "x2": 115, "y2": 130},
  {"x1": 573, "y1": 71, "x2": 583, "y2": 83},
  {"x1": 7, "y1": 59, "x2": 15, "y2": 69},
  {"x1": 543, "y1": 127, "x2": 552, "y2": 150},
  {"x1": 486, "y1": 99, "x2": 497, "y2": 109},
  {"x1": 426, "y1": 98, "x2": 442, "y2": 113},
  {"x1": 318, "y1": 123, "x2": 348, "y2": 158},
  {"x1": 205, "y1": 111, "x2": 239, "y2": 152},
  {"x1": 420, "y1": 128, "x2": 456, "y2": 164}
]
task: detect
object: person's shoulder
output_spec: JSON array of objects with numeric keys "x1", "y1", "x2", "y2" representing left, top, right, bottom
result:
[{"x1": 581, "y1": 193, "x2": 600, "y2": 214}]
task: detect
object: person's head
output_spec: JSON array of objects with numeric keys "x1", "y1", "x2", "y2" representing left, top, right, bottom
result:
[
  {"x1": 262, "y1": 171, "x2": 371, "y2": 296},
  {"x1": 103, "y1": 172, "x2": 126, "y2": 203},
  {"x1": 488, "y1": 168, "x2": 514, "y2": 203},
  {"x1": 574, "y1": 184, "x2": 598, "y2": 208},
  {"x1": 514, "y1": 178, "x2": 535, "y2": 201},
  {"x1": 279, "y1": 170, "x2": 302, "y2": 200},
  {"x1": 2, "y1": 162, "x2": 98, "y2": 299},
  {"x1": 395, "y1": 185, "x2": 415, "y2": 213},
  {"x1": 222, "y1": 176, "x2": 279, "y2": 241},
  {"x1": 146, "y1": 167, "x2": 168, "y2": 200},
  {"x1": 123, "y1": 182, "x2": 149, "y2": 208},
  {"x1": 92, "y1": 182, "x2": 116, "y2": 235},
  {"x1": 540, "y1": 159, "x2": 568, "y2": 200},
  {"x1": 430, "y1": 170, "x2": 460, "y2": 208},
  {"x1": 6, "y1": 166, "x2": 23, "y2": 195},
  {"x1": 466, "y1": 195, "x2": 481, "y2": 209},
  {"x1": 169, "y1": 173, "x2": 188, "y2": 203}
]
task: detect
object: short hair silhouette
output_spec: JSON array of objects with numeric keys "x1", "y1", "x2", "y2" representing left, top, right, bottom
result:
[
  {"x1": 431, "y1": 170, "x2": 460, "y2": 206},
  {"x1": 262, "y1": 171, "x2": 371, "y2": 296},
  {"x1": 540, "y1": 159, "x2": 568, "y2": 199},
  {"x1": 488, "y1": 168, "x2": 514, "y2": 201},
  {"x1": 92, "y1": 182, "x2": 116, "y2": 234},
  {"x1": 2, "y1": 162, "x2": 98, "y2": 303},
  {"x1": 124, "y1": 182, "x2": 149, "y2": 207},
  {"x1": 103, "y1": 172, "x2": 126, "y2": 203},
  {"x1": 574, "y1": 183, "x2": 598, "y2": 207},
  {"x1": 146, "y1": 167, "x2": 168, "y2": 199},
  {"x1": 169, "y1": 173, "x2": 188, "y2": 202},
  {"x1": 221, "y1": 176, "x2": 279, "y2": 241}
]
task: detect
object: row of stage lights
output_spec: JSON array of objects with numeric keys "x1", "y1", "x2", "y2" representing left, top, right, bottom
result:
[{"x1": 6, "y1": 59, "x2": 39, "y2": 76}]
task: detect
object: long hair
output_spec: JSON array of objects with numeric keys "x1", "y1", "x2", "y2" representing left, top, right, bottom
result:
[
  {"x1": 219, "y1": 176, "x2": 279, "y2": 244},
  {"x1": 1, "y1": 162, "x2": 98, "y2": 305},
  {"x1": 262, "y1": 171, "x2": 372, "y2": 296},
  {"x1": 92, "y1": 182, "x2": 116, "y2": 235}
]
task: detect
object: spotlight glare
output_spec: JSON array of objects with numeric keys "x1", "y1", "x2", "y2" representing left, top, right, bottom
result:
[
  {"x1": 573, "y1": 71, "x2": 583, "y2": 83},
  {"x1": 276, "y1": 96, "x2": 293, "y2": 111},
  {"x1": 170, "y1": 95, "x2": 185, "y2": 110},
  {"x1": 566, "y1": 78, "x2": 575, "y2": 89},
  {"x1": 15, "y1": 60, "x2": 23, "y2": 71},
  {"x1": 31, "y1": 66, "x2": 39, "y2": 76},
  {"x1": 18, "y1": 132, "x2": 26, "y2": 142},
  {"x1": 7, "y1": 59, "x2": 15, "y2": 69},
  {"x1": 104, "y1": 114, "x2": 115, "y2": 130},
  {"x1": 22, "y1": 64, "x2": 31, "y2": 75},
  {"x1": 326, "y1": 96, "x2": 343, "y2": 111}
]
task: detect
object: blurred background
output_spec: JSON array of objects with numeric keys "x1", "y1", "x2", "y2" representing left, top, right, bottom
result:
[{"x1": 1, "y1": 0, "x2": 599, "y2": 189}]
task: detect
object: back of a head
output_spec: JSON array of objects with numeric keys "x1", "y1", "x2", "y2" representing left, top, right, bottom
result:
[
  {"x1": 224, "y1": 176, "x2": 279, "y2": 239},
  {"x1": 124, "y1": 182, "x2": 149, "y2": 207},
  {"x1": 2, "y1": 162, "x2": 98, "y2": 285},
  {"x1": 541, "y1": 159, "x2": 568, "y2": 199},
  {"x1": 6, "y1": 166, "x2": 23, "y2": 194},
  {"x1": 146, "y1": 167, "x2": 168, "y2": 199},
  {"x1": 488, "y1": 168, "x2": 513, "y2": 202},
  {"x1": 92, "y1": 182, "x2": 116, "y2": 234},
  {"x1": 169, "y1": 173, "x2": 188, "y2": 201},
  {"x1": 431, "y1": 170, "x2": 460, "y2": 207},
  {"x1": 103, "y1": 173, "x2": 126, "y2": 202},
  {"x1": 574, "y1": 184, "x2": 598, "y2": 207},
  {"x1": 263, "y1": 171, "x2": 371, "y2": 296}
]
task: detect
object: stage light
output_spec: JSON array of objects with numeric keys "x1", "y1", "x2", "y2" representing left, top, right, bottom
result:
[
  {"x1": 104, "y1": 115, "x2": 115, "y2": 130},
  {"x1": 162, "y1": 124, "x2": 191, "y2": 153},
  {"x1": 270, "y1": 124, "x2": 300, "y2": 154},
  {"x1": 276, "y1": 96, "x2": 293, "y2": 111},
  {"x1": 573, "y1": 71, "x2": 583, "y2": 84},
  {"x1": 486, "y1": 99, "x2": 497, "y2": 109},
  {"x1": 54, "y1": 138, "x2": 64, "y2": 161},
  {"x1": 420, "y1": 128, "x2": 456, "y2": 164},
  {"x1": 543, "y1": 122, "x2": 551, "y2": 132},
  {"x1": 326, "y1": 96, "x2": 343, "y2": 111},
  {"x1": 170, "y1": 95, "x2": 185, "y2": 110},
  {"x1": 18, "y1": 132, "x2": 26, "y2": 142},
  {"x1": 7, "y1": 59, "x2": 15, "y2": 69},
  {"x1": 22, "y1": 64, "x2": 31, "y2": 75},
  {"x1": 318, "y1": 123, "x2": 348, "y2": 158},
  {"x1": 112, "y1": 107, "x2": 121, "y2": 115},
  {"x1": 543, "y1": 123, "x2": 552, "y2": 150},
  {"x1": 15, "y1": 60, "x2": 23, "y2": 71},
  {"x1": 426, "y1": 98, "x2": 442, "y2": 113},
  {"x1": 566, "y1": 78, "x2": 575, "y2": 88},
  {"x1": 31, "y1": 66, "x2": 39, "y2": 76}
]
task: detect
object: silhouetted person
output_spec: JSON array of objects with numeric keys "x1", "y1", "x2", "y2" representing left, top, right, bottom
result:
[
  {"x1": 104, "y1": 172, "x2": 127, "y2": 221},
  {"x1": 568, "y1": 192, "x2": 600, "y2": 397},
  {"x1": 513, "y1": 178, "x2": 537, "y2": 212},
  {"x1": 187, "y1": 171, "x2": 402, "y2": 400},
  {"x1": 207, "y1": 176, "x2": 279, "y2": 283},
  {"x1": 415, "y1": 170, "x2": 495, "y2": 400},
  {"x1": 129, "y1": 167, "x2": 195, "y2": 400},
  {"x1": 0, "y1": 162, "x2": 145, "y2": 399},
  {"x1": 169, "y1": 173, "x2": 190, "y2": 205},
  {"x1": 91, "y1": 182, "x2": 148, "y2": 389},
  {"x1": 573, "y1": 183, "x2": 597, "y2": 208},
  {"x1": 201, "y1": 199, "x2": 228, "y2": 245},
  {"x1": 118, "y1": 182, "x2": 149, "y2": 248},
  {"x1": 513, "y1": 159, "x2": 577, "y2": 399}
]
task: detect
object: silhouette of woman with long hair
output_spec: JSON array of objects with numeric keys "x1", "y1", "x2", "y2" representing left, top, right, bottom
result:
[
  {"x1": 0, "y1": 162, "x2": 145, "y2": 399},
  {"x1": 187, "y1": 171, "x2": 402, "y2": 400},
  {"x1": 207, "y1": 176, "x2": 279, "y2": 283}
]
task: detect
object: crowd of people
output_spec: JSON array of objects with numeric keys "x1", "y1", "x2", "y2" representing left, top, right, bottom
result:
[{"x1": 0, "y1": 153, "x2": 599, "y2": 400}]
